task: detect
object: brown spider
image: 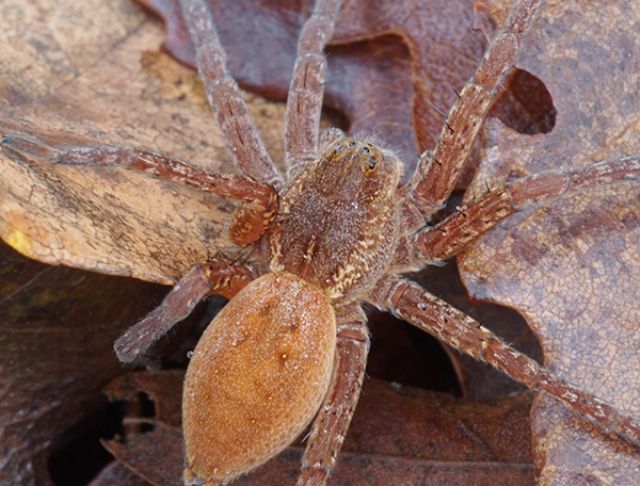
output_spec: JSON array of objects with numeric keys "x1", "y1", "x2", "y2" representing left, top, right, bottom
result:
[{"x1": 2, "y1": 0, "x2": 640, "y2": 484}]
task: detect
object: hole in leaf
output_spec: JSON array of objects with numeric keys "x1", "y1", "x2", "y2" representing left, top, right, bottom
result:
[
  {"x1": 367, "y1": 308, "x2": 462, "y2": 395},
  {"x1": 493, "y1": 68, "x2": 557, "y2": 135}
]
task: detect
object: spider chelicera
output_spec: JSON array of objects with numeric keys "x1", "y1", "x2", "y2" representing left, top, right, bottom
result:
[{"x1": 2, "y1": 0, "x2": 639, "y2": 484}]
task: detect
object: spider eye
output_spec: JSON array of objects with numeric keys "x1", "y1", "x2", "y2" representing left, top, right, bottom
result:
[{"x1": 362, "y1": 155, "x2": 378, "y2": 173}]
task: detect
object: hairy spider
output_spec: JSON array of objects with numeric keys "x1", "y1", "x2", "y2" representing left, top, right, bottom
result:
[{"x1": 2, "y1": 0, "x2": 640, "y2": 484}]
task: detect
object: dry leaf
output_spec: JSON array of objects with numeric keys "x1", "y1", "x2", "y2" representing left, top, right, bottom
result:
[
  {"x1": 103, "y1": 371, "x2": 534, "y2": 485},
  {"x1": 0, "y1": 0, "x2": 281, "y2": 483},
  {"x1": 459, "y1": 1, "x2": 640, "y2": 483},
  {"x1": 0, "y1": 242, "x2": 168, "y2": 483},
  {"x1": 90, "y1": 461, "x2": 150, "y2": 486},
  {"x1": 0, "y1": 0, "x2": 287, "y2": 284}
]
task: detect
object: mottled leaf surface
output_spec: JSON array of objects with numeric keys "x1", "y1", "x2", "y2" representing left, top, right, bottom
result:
[{"x1": 459, "y1": 1, "x2": 640, "y2": 483}]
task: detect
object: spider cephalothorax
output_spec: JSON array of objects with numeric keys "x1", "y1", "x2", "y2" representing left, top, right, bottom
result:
[
  {"x1": 271, "y1": 137, "x2": 402, "y2": 300},
  {"x1": 2, "y1": 0, "x2": 640, "y2": 484}
]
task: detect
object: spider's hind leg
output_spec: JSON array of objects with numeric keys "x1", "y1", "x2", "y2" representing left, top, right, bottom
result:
[{"x1": 375, "y1": 276, "x2": 640, "y2": 450}]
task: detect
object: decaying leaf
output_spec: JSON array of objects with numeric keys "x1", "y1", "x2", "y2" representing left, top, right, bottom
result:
[
  {"x1": 103, "y1": 371, "x2": 534, "y2": 485},
  {"x1": 0, "y1": 0, "x2": 287, "y2": 283},
  {"x1": 0, "y1": 242, "x2": 168, "y2": 483},
  {"x1": 90, "y1": 461, "x2": 150, "y2": 486},
  {"x1": 0, "y1": 0, "x2": 282, "y2": 482},
  {"x1": 459, "y1": 1, "x2": 640, "y2": 483}
]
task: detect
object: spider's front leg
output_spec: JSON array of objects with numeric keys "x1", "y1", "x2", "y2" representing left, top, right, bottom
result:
[
  {"x1": 370, "y1": 276, "x2": 640, "y2": 449},
  {"x1": 114, "y1": 259, "x2": 253, "y2": 364},
  {"x1": 298, "y1": 304, "x2": 369, "y2": 486},
  {"x1": 180, "y1": 0, "x2": 283, "y2": 188},
  {"x1": 285, "y1": 0, "x2": 343, "y2": 179},
  {"x1": 408, "y1": 0, "x2": 543, "y2": 218}
]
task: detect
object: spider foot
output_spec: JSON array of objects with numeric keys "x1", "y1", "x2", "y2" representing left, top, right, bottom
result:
[{"x1": 0, "y1": 132, "x2": 58, "y2": 160}]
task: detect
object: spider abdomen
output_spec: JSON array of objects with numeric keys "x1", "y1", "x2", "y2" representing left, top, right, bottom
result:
[{"x1": 182, "y1": 272, "x2": 336, "y2": 484}]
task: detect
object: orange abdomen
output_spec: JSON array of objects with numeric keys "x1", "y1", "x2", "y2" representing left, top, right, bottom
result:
[{"x1": 182, "y1": 272, "x2": 336, "y2": 483}]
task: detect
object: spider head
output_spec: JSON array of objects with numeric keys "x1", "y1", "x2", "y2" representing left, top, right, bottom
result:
[
  {"x1": 270, "y1": 137, "x2": 402, "y2": 301},
  {"x1": 316, "y1": 137, "x2": 402, "y2": 198}
]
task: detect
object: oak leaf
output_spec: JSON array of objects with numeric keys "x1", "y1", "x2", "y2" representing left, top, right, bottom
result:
[
  {"x1": 459, "y1": 1, "x2": 640, "y2": 483},
  {"x1": 0, "y1": 0, "x2": 287, "y2": 284}
]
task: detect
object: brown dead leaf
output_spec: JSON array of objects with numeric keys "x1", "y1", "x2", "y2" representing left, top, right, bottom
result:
[
  {"x1": 459, "y1": 1, "x2": 640, "y2": 483},
  {"x1": 0, "y1": 0, "x2": 286, "y2": 284},
  {"x1": 0, "y1": 0, "x2": 283, "y2": 483},
  {"x1": 0, "y1": 241, "x2": 168, "y2": 483},
  {"x1": 90, "y1": 461, "x2": 150, "y2": 486},
  {"x1": 103, "y1": 371, "x2": 534, "y2": 485}
]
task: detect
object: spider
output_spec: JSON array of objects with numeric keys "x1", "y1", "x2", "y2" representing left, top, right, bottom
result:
[{"x1": 2, "y1": 0, "x2": 639, "y2": 484}]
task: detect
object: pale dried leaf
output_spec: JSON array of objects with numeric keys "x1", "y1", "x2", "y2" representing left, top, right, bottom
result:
[{"x1": 0, "y1": 0, "x2": 285, "y2": 283}]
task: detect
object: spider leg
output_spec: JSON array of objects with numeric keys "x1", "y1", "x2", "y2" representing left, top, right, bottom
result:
[
  {"x1": 371, "y1": 276, "x2": 640, "y2": 449},
  {"x1": 114, "y1": 259, "x2": 253, "y2": 364},
  {"x1": 397, "y1": 155, "x2": 640, "y2": 267},
  {"x1": 2, "y1": 135, "x2": 276, "y2": 207},
  {"x1": 180, "y1": 0, "x2": 282, "y2": 189},
  {"x1": 298, "y1": 304, "x2": 369, "y2": 486},
  {"x1": 53, "y1": 143, "x2": 276, "y2": 205},
  {"x1": 285, "y1": 0, "x2": 343, "y2": 179},
  {"x1": 408, "y1": 0, "x2": 542, "y2": 217},
  {"x1": 42, "y1": 142, "x2": 278, "y2": 247}
]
